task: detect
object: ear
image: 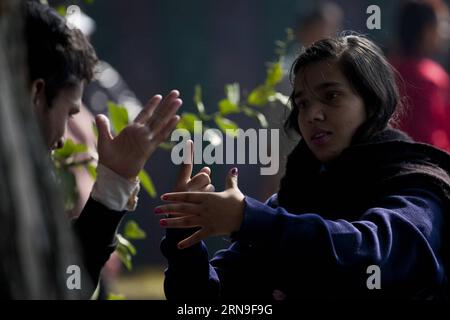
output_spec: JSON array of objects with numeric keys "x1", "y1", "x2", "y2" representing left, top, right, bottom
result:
[{"x1": 30, "y1": 79, "x2": 47, "y2": 112}]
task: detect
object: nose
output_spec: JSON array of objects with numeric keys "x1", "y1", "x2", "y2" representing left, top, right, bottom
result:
[{"x1": 307, "y1": 102, "x2": 326, "y2": 123}]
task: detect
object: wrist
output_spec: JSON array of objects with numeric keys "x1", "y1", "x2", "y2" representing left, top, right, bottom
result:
[
  {"x1": 99, "y1": 160, "x2": 139, "y2": 181},
  {"x1": 91, "y1": 163, "x2": 141, "y2": 211},
  {"x1": 230, "y1": 195, "x2": 245, "y2": 234}
]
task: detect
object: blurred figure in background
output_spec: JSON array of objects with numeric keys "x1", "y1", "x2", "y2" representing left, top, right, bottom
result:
[
  {"x1": 292, "y1": 0, "x2": 344, "y2": 48},
  {"x1": 390, "y1": 0, "x2": 450, "y2": 152},
  {"x1": 260, "y1": 1, "x2": 344, "y2": 200},
  {"x1": 278, "y1": 1, "x2": 344, "y2": 98}
]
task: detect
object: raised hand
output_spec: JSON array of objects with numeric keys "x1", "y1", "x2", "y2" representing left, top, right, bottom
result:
[
  {"x1": 95, "y1": 90, "x2": 182, "y2": 179},
  {"x1": 173, "y1": 139, "x2": 215, "y2": 192},
  {"x1": 155, "y1": 167, "x2": 245, "y2": 249}
]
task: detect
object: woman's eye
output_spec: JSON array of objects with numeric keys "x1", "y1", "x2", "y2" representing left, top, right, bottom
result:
[
  {"x1": 296, "y1": 100, "x2": 309, "y2": 109},
  {"x1": 69, "y1": 112, "x2": 77, "y2": 119},
  {"x1": 325, "y1": 91, "x2": 340, "y2": 101}
]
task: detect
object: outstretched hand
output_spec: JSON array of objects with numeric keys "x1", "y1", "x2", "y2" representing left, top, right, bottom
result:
[
  {"x1": 95, "y1": 90, "x2": 182, "y2": 179},
  {"x1": 173, "y1": 139, "x2": 215, "y2": 193},
  {"x1": 156, "y1": 167, "x2": 245, "y2": 249}
]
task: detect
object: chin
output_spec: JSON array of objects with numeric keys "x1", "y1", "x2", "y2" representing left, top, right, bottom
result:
[{"x1": 315, "y1": 150, "x2": 341, "y2": 163}]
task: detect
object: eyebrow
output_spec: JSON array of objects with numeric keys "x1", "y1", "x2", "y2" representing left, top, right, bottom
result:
[
  {"x1": 294, "y1": 81, "x2": 344, "y2": 99},
  {"x1": 70, "y1": 104, "x2": 81, "y2": 115}
]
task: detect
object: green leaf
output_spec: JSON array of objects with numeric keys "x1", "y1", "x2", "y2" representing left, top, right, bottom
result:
[
  {"x1": 225, "y1": 83, "x2": 240, "y2": 105},
  {"x1": 203, "y1": 129, "x2": 223, "y2": 146},
  {"x1": 242, "y1": 107, "x2": 268, "y2": 128},
  {"x1": 285, "y1": 28, "x2": 294, "y2": 43},
  {"x1": 115, "y1": 232, "x2": 141, "y2": 271},
  {"x1": 218, "y1": 99, "x2": 239, "y2": 115},
  {"x1": 266, "y1": 62, "x2": 283, "y2": 86},
  {"x1": 242, "y1": 106, "x2": 254, "y2": 117},
  {"x1": 274, "y1": 28, "x2": 294, "y2": 58},
  {"x1": 270, "y1": 92, "x2": 290, "y2": 106},
  {"x1": 138, "y1": 170, "x2": 157, "y2": 198},
  {"x1": 247, "y1": 85, "x2": 275, "y2": 106},
  {"x1": 107, "y1": 293, "x2": 126, "y2": 300},
  {"x1": 56, "y1": 5, "x2": 67, "y2": 16},
  {"x1": 116, "y1": 234, "x2": 137, "y2": 255},
  {"x1": 55, "y1": 168, "x2": 78, "y2": 211},
  {"x1": 116, "y1": 243, "x2": 132, "y2": 271},
  {"x1": 255, "y1": 112, "x2": 268, "y2": 128},
  {"x1": 176, "y1": 112, "x2": 201, "y2": 133},
  {"x1": 194, "y1": 85, "x2": 206, "y2": 114},
  {"x1": 159, "y1": 142, "x2": 174, "y2": 150},
  {"x1": 214, "y1": 116, "x2": 238, "y2": 137},
  {"x1": 108, "y1": 101, "x2": 129, "y2": 134},
  {"x1": 124, "y1": 220, "x2": 147, "y2": 240},
  {"x1": 53, "y1": 139, "x2": 87, "y2": 159},
  {"x1": 86, "y1": 164, "x2": 97, "y2": 180}
]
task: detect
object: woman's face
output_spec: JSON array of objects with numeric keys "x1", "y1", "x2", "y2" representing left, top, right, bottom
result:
[{"x1": 294, "y1": 60, "x2": 367, "y2": 163}]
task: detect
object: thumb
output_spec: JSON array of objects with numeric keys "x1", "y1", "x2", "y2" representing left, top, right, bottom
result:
[
  {"x1": 225, "y1": 167, "x2": 238, "y2": 190},
  {"x1": 95, "y1": 114, "x2": 113, "y2": 143}
]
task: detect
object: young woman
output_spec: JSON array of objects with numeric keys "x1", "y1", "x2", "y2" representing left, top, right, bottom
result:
[{"x1": 157, "y1": 35, "x2": 450, "y2": 300}]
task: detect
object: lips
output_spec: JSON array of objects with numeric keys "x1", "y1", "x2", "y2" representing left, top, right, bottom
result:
[{"x1": 310, "y1": 129, "x2": 332, "y2": 145}]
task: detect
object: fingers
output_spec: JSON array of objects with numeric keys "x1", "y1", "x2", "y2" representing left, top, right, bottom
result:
[
  {"x1": 148, "y1": 99, "x2": 182, "y2": 139},
  {"x1": 177, "y1": 229, "x2": 208, "y2": 249},
  {"x1": 147, "y1": 90, "x2": 182, "y2": 132},
  {"x1": 225, "y1": 167, "x2": 239, "y2": 189},
  {"x1": 155, "y1": 202, "x2": 200, "y2": 216},
  {"x1": 153, "y1": 114, "x2": 180, "y2": 143},
  {"x1": 160, "y1": 215, "x2": 203, "y2": 229},
  {"x1": 200, "y1": 184, "x2": 215, "y2": 192},
  {"x1": 176, "y1": 140, "x2": 194, "y2": 187},
  {"x1": 199, "y1": 166, "x2": 211, "y2": 175},
  {"x1": 186, "y1": 171, "x2": 211, "y2": 191},
  {"x1": 135, "y1": 90, "x2": 179, "y2": 124},
  {"x1": 95, "y1": 114, "x2": 113, "y2": 142},
  {"x1": 161, "y1": 191, "x2": 209, "y2": 204},
  {"x1": 133, "y1": 94, "x2": 163, "y2": 124},
  {"x1": 158, "y1": 89, "x2": 180, "y2": 110}
]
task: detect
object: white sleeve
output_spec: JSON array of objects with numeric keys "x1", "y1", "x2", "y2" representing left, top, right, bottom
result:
[{"x1": 91, "y1": 163, "x2": 141, "y2": 211}]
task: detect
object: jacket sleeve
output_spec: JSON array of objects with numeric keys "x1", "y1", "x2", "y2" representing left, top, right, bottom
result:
[
  {"x1": 161, "y1": 226, "x2": 221, "y2": 301},
  {"x1": 160, "y1": 194, "x2": 289, "y2": 301},
  {"x1": 162, "y1": 188, "x2": 446, "y2": 299},
  {"x1": 235, "y1": 188, "x2": 445, "y2": 297},
  {"x1": 71, "y1": 197, "x2": 126, "y2": 298}
]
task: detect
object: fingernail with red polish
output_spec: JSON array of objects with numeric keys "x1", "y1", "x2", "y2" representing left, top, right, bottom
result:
[
  {"x1": 161, "y1": 195, "x2": 168, "y2": 201},
  {"x1": 231, "y1": 167, "x2": 238, "y2": 176},
  {"x1": 177, "y1": 243, "x2": 184, "y2": 249},
  {"x1": 160, "y1": 219, "x2": 167, "y2": 227},
  {"x1": 154, "y1": 207, "x2": 163, "y2": 214}
]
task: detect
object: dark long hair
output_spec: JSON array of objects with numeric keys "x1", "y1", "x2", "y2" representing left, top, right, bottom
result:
[{"x1": 285, "y1": 34, "x2": 401, "y2": 144}]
